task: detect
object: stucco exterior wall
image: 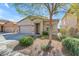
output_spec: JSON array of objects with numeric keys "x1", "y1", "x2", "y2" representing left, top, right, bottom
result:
[
  {"x1": 18, "y1": 19, "x2": 34, "y2": 26},
  {"x1": 33, "y1": 19, "x2": 44, "y2": 34},
  {"x1": 44, "y1": 21, "x2": 58, "y2": 33},
  {"x1": 18, "y1": 18, "x2": 46, "y2": 34},
  {"x1": 18, "y1": 18, "x2": 59, "y2": 34},
  {"x1": 0, "y1": 25, "x2": 2, "y2": 32},
  {"x1": 62, "y1": 13, "x2": 77, "y2": 29},
  {"x1": 18, "y1": 19, "x2": 35, "y2": 34},
  {"x1": 4, "y1": 22, "x2": 18, "y2": 33}
]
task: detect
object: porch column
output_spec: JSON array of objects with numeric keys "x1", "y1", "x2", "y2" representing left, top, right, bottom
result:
[{"x1": 40, "y1": 21, "x2": 43, "y2": 35}]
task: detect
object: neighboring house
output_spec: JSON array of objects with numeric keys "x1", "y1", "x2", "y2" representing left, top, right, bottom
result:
[
  {"x1": 61, "y1": 13, "x2": 77, "y2": 29},
  {"x1": 18, "y1": 16, "x2": 59, "y2": 35},
  {"x1": 0, "y1": 19, "x2": 18, "y2": 33}
]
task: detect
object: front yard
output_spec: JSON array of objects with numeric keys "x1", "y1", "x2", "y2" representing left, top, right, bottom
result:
[
  {"x1": 7, "y1": 38, "x2": 64, "y2": 56},
  {"x1": 0, "y1": 32, "x2": 78, "y2": 56}
]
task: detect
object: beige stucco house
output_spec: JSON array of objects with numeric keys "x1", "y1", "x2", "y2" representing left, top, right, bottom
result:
[
  {"x1": 61, "y1": 13, "x2": 77, "y2": 30},
  {"x1": 0, "y1": 19, "x2": 18, "y2": 33},
  {"x1": 0, "y1": 16, "x2": 59, "y2": 35},
  {"x1": 18, "y1": 16, "x2": 59, "y2": 35}
]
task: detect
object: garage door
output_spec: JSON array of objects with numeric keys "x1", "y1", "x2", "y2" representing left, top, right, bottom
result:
[
  {"x1": 4, "y1": 26, "x2": 15, "y2": 33},
  {"x1": 20, "y1": 25, "x2": 35, "y2": 34}
]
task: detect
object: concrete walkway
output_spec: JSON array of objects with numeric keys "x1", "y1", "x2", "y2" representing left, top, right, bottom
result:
[
  {"x1": 0, "y1": 35, "x2": 16, "y2": 44},
  {"x1": 0, "y1": 33, "x2": 26, "y2": 56}
]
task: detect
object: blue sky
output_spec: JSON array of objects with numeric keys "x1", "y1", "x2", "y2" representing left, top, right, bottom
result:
[
  {"x1": 0, "y1": 3, "x2": 68, "y2": 22},
  {"x1": 0, "y1": 3, "x2": 23, "y2": 22}
]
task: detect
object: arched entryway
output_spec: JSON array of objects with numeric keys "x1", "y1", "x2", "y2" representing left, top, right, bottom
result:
[
  {"x1": 35, "y1": 23, "x2": 40, "y2": 34},
  {"x1": 0, "y1": 25, "x2": 4, "y2": 32}
]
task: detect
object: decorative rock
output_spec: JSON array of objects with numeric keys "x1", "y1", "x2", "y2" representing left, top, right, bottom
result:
[
  {"x1": 0, "y1": 48, "x2": 12, "y2": 56},
  {"x1": 0, "y1": 48, "x2": 26, "y2": 56},
  {"x1": 57, "y1": 32, "x2": 62, "y2": 40},
  {"x1": 8, "y1": 51, "x2": 25, "y2": 56}
]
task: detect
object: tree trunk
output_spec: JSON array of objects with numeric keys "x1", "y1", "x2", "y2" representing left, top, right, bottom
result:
[
  {"x1": 49, "y1": 15, "x2": 53, "y2": 41},
  {"x1": 47, "y1": 14, "x2": 53, "y2": 49},
  {"x1": 47, "y1": 14, "x2": 53, "y2": 48}
]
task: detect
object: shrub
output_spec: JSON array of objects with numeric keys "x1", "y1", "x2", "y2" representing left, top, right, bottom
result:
[
  {"x1": 73, "y1": 35, "x2": 79, "y2": 39},
  {"x1": 65, "y1": 27, "x2": 78, "y2": 37},
  {"x1": 40, "y1": 31, "x2": 49, "y2": 39},
  {"x1": 62, "y1": 37, "x2": 79, "y2": 55},
  {"x1": 41, "y1": 35, "x2": 48, "y2": 39},
  {"x1": 61, "y1": 35, "x2": 67, "y2": 39},
  {"x1": 60, "y1": 28, "x2": 66, "y2": 35},
  {"x1": 19, "y1": 36, "x2": 34, "y2": 47},
  {"x1": 42, "y1": 31, "x2": 48, "y2": 36},
  {"x1": 41, "y1": 45, "x2": 50, "y2": 51},
  {"x1": 60, "y1": 27, "x2": 77, "y2": 36}
]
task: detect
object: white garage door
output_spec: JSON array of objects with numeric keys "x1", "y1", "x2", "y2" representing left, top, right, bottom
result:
[{"x1": 20, "y1": 25, "x2": 35, "y2": 34}]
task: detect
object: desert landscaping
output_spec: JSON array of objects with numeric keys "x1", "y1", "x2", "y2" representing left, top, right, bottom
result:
[{"x1": 0, "y1": 3, "x2": 79, "y2": 56}]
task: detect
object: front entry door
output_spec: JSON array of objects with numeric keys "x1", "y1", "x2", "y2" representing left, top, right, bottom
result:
[
  {"x1": 1, "y1": 26, "x2": 3, "y2": 32},
  {"x1": 35, "y1": 23, "x2": 40, "y2": 34}
]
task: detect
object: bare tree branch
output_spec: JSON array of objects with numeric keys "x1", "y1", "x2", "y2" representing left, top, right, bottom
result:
[{"x1": 44, "y1": 3, "x2": 51, "y2": 14}]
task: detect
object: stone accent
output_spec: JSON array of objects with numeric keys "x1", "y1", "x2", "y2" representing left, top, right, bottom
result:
[{"x1": 0, "y1": 48, "x2": 25, "y2": 56}]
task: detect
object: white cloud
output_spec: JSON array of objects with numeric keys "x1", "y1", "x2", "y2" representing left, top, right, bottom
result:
[
  {"x1": 4, "y1": 3, "x2": 9, "y2": 8},
  {"x1": 0, "y1": 15, "x2": 3, "y2": 18},
  {"x1": 0, "y1": 9, "x2": 8, "y2": 19},
  {"x1": 0, "y1": 9, "x2": 5, "y2": 15}
]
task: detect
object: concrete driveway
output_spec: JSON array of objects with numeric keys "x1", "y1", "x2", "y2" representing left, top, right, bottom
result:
[{"x1": 0, "y1": 32, "x2": 34, "y2": 40}]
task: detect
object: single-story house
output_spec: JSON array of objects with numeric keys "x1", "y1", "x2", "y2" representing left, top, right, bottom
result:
[
  {"x1": 0, "y1": 19, "x2": 18, "y2": 33},
  {"x1": 0, "y1": 16, "x2": 59, "y2": 35},
  {"x1": 18, "y1": 16, "x2": 59, "y2": 35}
]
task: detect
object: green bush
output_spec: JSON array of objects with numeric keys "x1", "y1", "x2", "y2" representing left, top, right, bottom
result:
[
  {"x1": 40, "y1": 31, "x2": 48, "y2": 39},
  {"x1": 42, "y1": 31, "x2": 48, "y2": 36},
  {"x1": 60, "y1": 28, "x2": 66, "y2": 35},
  {"x1": 19, "y1": 36, "x2": 34, "y2": 47},
  {"x1": 61, "y1": 34, "x2": 68, "y2": 40},
  {"x1": 41, "y1": 35, "x2": 48, "y2": 39},
  {"x1": 72, "y1": 35, "x2": 79, "y2": 39},
  {"x1": 62, "y1": 37, "x2": 79, "y2": 55},
  {"x1": 41, "y1": 45, "x2": 49, "y2": 51},
  {"x1": 61, "y1": 35, "x2": 66, "y2": 39}
]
